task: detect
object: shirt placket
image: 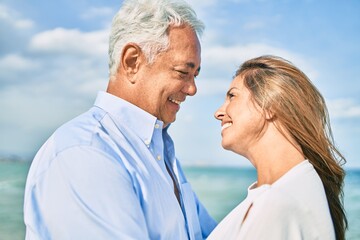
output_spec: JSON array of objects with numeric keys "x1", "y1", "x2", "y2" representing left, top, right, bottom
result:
[{"x1": 147, "y1": 121, "x2": 174, "y2": 188}]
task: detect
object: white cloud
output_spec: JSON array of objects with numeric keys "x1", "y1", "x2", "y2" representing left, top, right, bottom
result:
[
  {"x1": 201, "y1": 43, "x2": 318, "y2": 84},
  {"x1": 0, "y1": 25, "x2": 110, "y2": 156},
  {"x1": 80, "y1": 7, "x2": 114, "y2": 20},
  {"x1": 243, "y1": 21, "x2": 265, "y2": 30},
  {"x1": 232, "y1": 0, "x2": 268, "y2": 3},
  {"x1": 14, "y1": 19, "x2": 34, "y2": 29},
  {"x1": 203, "y1": 43, "x2": 303, "y2": 66},
  {"x1": 327, "y1": 98, "x2": 360, "y2": 119},
  {"x1": 190, "y1": 0, "x2": 220, "y2": 8},
  {"x1": 189, "y1": 0, "x2": 224, "y2": 23},
  {"x1": 196, "y1": 78, "x2": 231, "y2": 96},
  {"x1": 0, "y1": 4, "x2": 34, "y2": 29},
  {"x1": 0, "y1": 54, "x2": 39, "y2": 71},
  {"x1": 0, "y1": 84, "x2": 94, "y2": 157},
  {"x1": 29, "y1": 28, "x2": 109, "y2": 56}
]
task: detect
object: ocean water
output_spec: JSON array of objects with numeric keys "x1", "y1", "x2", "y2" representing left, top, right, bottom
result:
[
  {"x1": 0, "y1": 161, "x2": 359, "y2": 240},
  {"x1": 0, "y1": 161, "x2": 30, "y2": 240}
]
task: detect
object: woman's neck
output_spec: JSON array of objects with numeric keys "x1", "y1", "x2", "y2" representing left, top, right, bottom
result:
[{"x1": 246, "y1": 123, "x2": 305, "y2": 186}]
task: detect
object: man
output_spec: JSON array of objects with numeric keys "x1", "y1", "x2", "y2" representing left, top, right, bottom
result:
[{"x1": 23, "y1": 0, "x2": 217, "y2": 239}]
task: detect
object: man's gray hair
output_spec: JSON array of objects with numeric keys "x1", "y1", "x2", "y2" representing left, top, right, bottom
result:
[{"x1": 108, "y1": 0, "x2": 205, "y2": 77}]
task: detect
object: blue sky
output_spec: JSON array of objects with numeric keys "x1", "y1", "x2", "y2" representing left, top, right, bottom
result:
[{"x1": 1, "y1": 0, "x2": 360, "y2": 168}]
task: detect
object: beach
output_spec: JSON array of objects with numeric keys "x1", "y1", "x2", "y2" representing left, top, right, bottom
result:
[{"x1": 0, "y1": 161, "x2": 359, "y2": 239}]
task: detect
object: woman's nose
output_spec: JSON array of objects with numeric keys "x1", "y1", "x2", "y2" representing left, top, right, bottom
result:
[{"x1": 214, "y1": 104, "x2": 225, "y2": 120}]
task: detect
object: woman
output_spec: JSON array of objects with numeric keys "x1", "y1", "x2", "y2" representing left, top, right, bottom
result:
[{"x1": 208, "y1": 56, "x2": 347, "y2": 240}]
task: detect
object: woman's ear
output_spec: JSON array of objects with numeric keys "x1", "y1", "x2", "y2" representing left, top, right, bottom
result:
[
  {"x1": 120, "y1": 43, "x2": 143, "y2": 83},
  {"x1": 265, "y1": 109, "x2": 276, "y2": 121}
]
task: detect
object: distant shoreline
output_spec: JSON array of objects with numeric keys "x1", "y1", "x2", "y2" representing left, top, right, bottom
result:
[
  {"x1": 1, "y1": 158, "x2": 360, "y2": 171},
  {"x1": 0, "y1": 157, "x2": 31, "y2": 163}
]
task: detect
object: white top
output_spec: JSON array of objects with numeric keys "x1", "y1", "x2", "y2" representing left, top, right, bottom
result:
[{"x1": 207, "y1": 160, "x2": 335, "y2": 240}]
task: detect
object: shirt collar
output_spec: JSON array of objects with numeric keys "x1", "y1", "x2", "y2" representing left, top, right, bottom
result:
[{"x1": 94, "y1": 91, "x2": 164, "y2": 145}]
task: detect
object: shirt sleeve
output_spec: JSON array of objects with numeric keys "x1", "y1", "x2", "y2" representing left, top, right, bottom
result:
[
  {"x1": 26, "y1": 146, "x2": 150, "y2": 240},
  {"x1": 174, "y1": 158, "x2": 217, "y2": 239},
  {"x1": 194, "y1": 193, "x2": 218, "y2": 238}
]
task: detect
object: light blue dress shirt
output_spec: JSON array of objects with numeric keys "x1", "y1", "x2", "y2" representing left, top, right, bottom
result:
[{"x1": 24, "y1": 91, "x2": 216, "y2": 239}]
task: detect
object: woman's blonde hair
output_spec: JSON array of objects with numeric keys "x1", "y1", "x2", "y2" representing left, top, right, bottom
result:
[{"x1": 236, "y1": 55, "x2": 347, "y2": 240}]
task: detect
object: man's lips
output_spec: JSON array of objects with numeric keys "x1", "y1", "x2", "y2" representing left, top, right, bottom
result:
[{"x1": 168, "y1": 97, "x2": 182, "y2": 105}]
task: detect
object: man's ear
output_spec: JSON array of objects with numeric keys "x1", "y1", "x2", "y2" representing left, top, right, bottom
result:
[{"x1": 120, "y1": 43, "x2": 143, "y2": 83}]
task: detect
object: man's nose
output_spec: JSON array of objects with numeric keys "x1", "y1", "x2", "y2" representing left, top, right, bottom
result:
[{"x1": 182, "y1": 78, "x2": 197, "y2": 96}]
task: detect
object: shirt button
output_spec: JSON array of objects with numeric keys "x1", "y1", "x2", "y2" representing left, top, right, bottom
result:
[
  {"x1": 157, "y1": 155, "x2": 161, "y2": 160},
  {"x1": 155, "y1": 123, "x2": 160, "y2": 129},
  {"x1": 144, "y1": 139, "x2": 150, "y2": 146}
]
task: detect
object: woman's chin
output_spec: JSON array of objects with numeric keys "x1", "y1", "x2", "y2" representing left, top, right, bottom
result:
[{"x1": 221, "y1": 141, "x2": 232, "y2": 151}]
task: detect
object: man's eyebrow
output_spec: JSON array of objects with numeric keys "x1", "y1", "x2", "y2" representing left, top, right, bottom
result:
[
  {"x1": 186, "y1": 62, "x2": 195, "y2": 68},
  {"x1": 186, "y1": 62, "x2": 201, "y2": 73}
]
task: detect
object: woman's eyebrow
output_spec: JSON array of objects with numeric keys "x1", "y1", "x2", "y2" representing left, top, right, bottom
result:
[{"x1": 226, "y1": 87, "x2": 238, "y2": 97}]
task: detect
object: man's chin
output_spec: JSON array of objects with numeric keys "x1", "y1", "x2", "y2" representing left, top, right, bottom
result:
[{"x1": 163, "y1": 116, "x2": 176, "y2": 127}]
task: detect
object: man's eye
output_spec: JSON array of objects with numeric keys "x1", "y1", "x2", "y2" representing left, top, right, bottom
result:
[{"x1": 177, "y1": 70, "x2": 188, "y2": 76}]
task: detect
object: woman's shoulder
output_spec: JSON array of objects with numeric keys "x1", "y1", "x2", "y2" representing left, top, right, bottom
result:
[
  {"x1": 244, "y1": 164, "x2": 334, "y2": 239},
  {"x1": 253, "y1": 185, "x2": 304, "y2": 216},
  {"x1": 249, "y1": 160, "x2": 328, "y2": 220},
  {"x1": 242, "y1": 180, "x2": 334, "y2": 239}
]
